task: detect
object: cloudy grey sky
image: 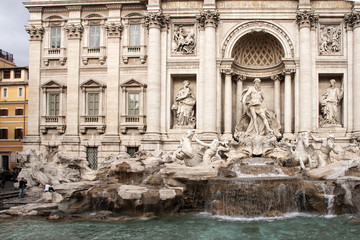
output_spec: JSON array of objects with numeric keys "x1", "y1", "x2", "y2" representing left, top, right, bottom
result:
[{"x1": 0, "y1": 0, "x2": 30, "y2": 67}]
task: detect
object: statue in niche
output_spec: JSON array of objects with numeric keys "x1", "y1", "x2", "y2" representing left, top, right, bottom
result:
[
  {"x1": 319, "y1": 79, "x2": 343, "y2": 126},
  {"x1": 310, "y1": 133, "x2": 340, "y2": 168},
  {"x1": 173, "y1": 25, "x2": 196, "y2": 54},
  {"x1": 235, "y1": 78, "x2": 281, "y2": 138},
  {"x1": 172, "y1": 80, "x2": 196, "y2": 128},
  {"x1": 319, "y1": 25, "x2": 341, "y2": 55}
]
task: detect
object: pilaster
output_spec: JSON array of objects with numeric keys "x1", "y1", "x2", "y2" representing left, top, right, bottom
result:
[
  {"x1": 283, "y1": 68, "x2": 295, "y2": 137},
  {"x1": 221, "y1": 69, "x2": 233, "y2": 137},
  {"x1": 235, "y1": 74, "x2": 246, "y2": 121}
]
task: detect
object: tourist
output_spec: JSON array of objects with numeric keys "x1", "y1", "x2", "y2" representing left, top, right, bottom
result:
[
  {"x1": 44, "y1": 184, "x2": 55, "y2": 192},
  {"x1": 18, "y1": 177, "x2": 27, "y2": 198}
]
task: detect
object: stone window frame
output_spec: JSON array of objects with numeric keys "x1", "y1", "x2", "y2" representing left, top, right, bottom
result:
[
  {"x1": 43, "y1": 15, "x2": 68, "y2": 66},
  {"x1": 122, "y1": 13, "x2": 147, "y2": 64},
  {"x1": 120, "y1": 79, "x2": 147, "y2": 134},
  {"x1": 81, "y1": 14, "x2": 107, "y2": 65},
  {"x1": 79, "y1": 79, "x2": 106, "y2": 134},
  {"x1": 317, "y1": 19, "x2": 344, "y2": 57},
  {"x1": 40, "y1": 80, "x2": 67, "y2": 134}
]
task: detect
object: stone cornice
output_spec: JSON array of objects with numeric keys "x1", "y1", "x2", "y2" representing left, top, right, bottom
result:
[
  {"x1": 296, "y1": 10, "x2": 318, "y2": 29},
  {"x1": 105, "y1": 22, "x2": 123, "y2": 38},
  {"x1": 25, "y1": 25, "x2": 44, "y2": 40},
  {"x1": 145, "y1": 12, "x2": 169, "y2": 29},
  {"x1": 66, "y1": 5, "x2": 82, "y2": 11},
  {"x1": 196, "y1": 10, "x2": 220, "y2": 28},
  {"x1": 65, "y1": 24, "x2": 83, "y2": 39},
  {"x1": 344, "y1": 11, "x2": 360, "y2": 29},
  {"x1": 27, "y1": 7, "x2": 42, "y2": 13}
]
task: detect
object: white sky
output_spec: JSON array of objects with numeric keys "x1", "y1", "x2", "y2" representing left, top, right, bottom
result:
[{"x1": 0, "y1": 0, "x2": 30, "y2": 67}]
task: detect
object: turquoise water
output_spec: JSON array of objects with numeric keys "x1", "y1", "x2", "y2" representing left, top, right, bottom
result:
[{"x1": 1, "y1": 213, "x2": 360, "y2": 240}]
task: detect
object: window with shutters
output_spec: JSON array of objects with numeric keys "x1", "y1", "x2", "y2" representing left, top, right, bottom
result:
[
  {"x1": 14, "y1": 128, "x2": 23, "y2": 139},
  {"x1": 0, "y1": 109, "x2": 8, "y2": 116},
  {"x1": 14, "y1": 70, "x2": 21, "y2": 78},
  {"x1": 3, "y1": 70, "x2": 10, "y2": 79},
  {"x1": 89, "y1": 25, "x2": 100, "y2": 47},
  {"x1": 129, "y1": 24, "x2": 140, "y2": 46},
  {"x1": 48, "y1": 93, "x2": 59, "y2": 116},
  {"x1": 87, "y1": 92, "x2": 99, "y2": 116},
  {"x1": 15, "y1": 108, "x2": 23, "y2": 116},
  {"x1": 0, "y1": 129, "x2": 8, "y2": 139}
]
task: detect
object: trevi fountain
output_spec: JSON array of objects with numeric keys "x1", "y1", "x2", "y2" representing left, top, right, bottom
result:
[{"x1": 1, "y1": 78, "x2": 360, "y2": 239}]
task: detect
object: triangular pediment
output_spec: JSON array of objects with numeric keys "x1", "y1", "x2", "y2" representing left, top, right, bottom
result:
[
  {"x1": 41, "y1": 80, "x2": 66, "y2": 89},
  {"x1": 121, "y1": 79, "x2": 146, "y2": 88},
  {"x1": 80, "y1": 79, "x2": 106, "y2": 89}
]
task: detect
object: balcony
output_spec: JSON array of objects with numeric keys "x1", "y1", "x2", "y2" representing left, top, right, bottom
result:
[
  {"x1": 120, "y1": 115, "x2": 146, "y2": 134},
  {"x1": 79, "y1": 115, "x2": 106, "y2": 134},
  {"x1": 40, "y1": 115, "x2": 66, "y2": 134},
  {"x1": 122, "y1": 45, "x2": 147, "y2": 64},
  {"x1": 82, "y1": 46, "x2": 106, "y2": 65},
  {"x1": 43, "y1": 47, "x2": 67, "y2": 66}
]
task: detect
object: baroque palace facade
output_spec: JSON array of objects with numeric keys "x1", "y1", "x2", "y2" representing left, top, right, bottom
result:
[{"x1": 23, "y1": 0, "x2": 360, "y2": 166}]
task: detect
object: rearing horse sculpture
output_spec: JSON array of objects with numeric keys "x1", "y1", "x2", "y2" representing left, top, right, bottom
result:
[{"x1": 289, "y1": 132, "x2": 315, "y2": 170}]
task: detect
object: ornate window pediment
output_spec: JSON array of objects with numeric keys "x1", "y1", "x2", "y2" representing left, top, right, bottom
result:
[{"x1": 41, "y1": 80, "x2": 66, "y2": 90}]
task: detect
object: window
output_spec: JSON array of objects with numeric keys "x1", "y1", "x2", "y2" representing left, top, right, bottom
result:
[
  {"x1": 127, "y1": 146, "x2": 139, "y2": 157},
  {"x1": 48, "y1": 93, "x2": 59, "y2": 116},
  {"x1": 51, "y1": 27, "x2": 61, "y2": 48},
  {"x1": 87, "y1": 93, "x2": 99, "y2": 116},
  {"x1": 15, "y1": 108, "x2": 23, "y2": 116},
  {"x1": 0, "y1": 129, "x2": 8, "y2": 139},
  {"x1": 89, "y1": 25, "x2": 100, "y2": 47},
  {"x1": 18, "y1": 87, "x2": 23, "y2": 97},
  {"x1": 86, "y1": 147, "x2": 98, "y2": 170},
  {"x1": 128, "y1": 93, "x2": 139, "y2": 115},
  {"x1": 14, "y1": 128, "x2": 23, "y2": 139},
  {"x1": 14, "y1": 70, "x2": 21, "y2": 78},
  {"x1": 2, "y1": 88, "x2": 7, "y2": 98},
  {"x1": 129, "y1": 24, "x2": 140, "y2": 46},
  {"x1": 3, "y1": 70, "x2": 10, "y2": 79},
  {"x1": 0, "y1": 109, "x2": 8, "y2": 116}
]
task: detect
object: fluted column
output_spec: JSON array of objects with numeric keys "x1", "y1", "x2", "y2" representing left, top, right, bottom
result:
[
  {"x1": 197, "y1": 11, "x2": 219, "y2": 135},
  {"x1": 345, "y1": 11, "x2": 360, "y2": 133},
  {"x1": 296, "y1": 10, "x2": 317, "y2": 132},
  {"x1": 24, "y1": 22, "x2": 43, "y2": 147},
  {"x1": 271, "y1": 74, "x2": 281, "y2": 121},
  {"x1": 235, "y1": 75, "x2": 246, "y2": 121},
  {"x1": 283, "y1": 69, "x2": 294, "y2": 135},
  {"x1": 143, "y1": 12, "x2": 168, "y2": 145},
  {"x1": 222, "y1": 69, "x2": 233, "y2": 135}
]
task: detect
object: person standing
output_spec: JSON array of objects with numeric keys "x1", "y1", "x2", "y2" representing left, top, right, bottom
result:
[{"x1": 18, "y1": 177, "x2": 27, "y2": 198}]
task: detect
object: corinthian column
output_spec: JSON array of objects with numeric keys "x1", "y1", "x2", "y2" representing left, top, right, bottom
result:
[
  {"x1": 345, "y1": 11, "x2": 360, "y2": 132},
  {"x1": 197, "y1": 11, "x2": 219, "y2": 135},
  {"x1": 222, "y1": 69, "x2": 233, "y2": 136},
  {"x1": 283, "y1": 69, "x2": 294, "y2": 136},
  {"x1": 143, "y1": 12, "x2": 168, "y2": 145},
  {"x1": 271, "y1": 74, "x2": 281, "y2": 122},
  {"x1": 235, "y1": 75, "x2": 246, "y2": 121},
  {"x1": 296, "y1": 10, "x2": 317, "y2": 132},
  {"x1": 24, "y1": 22, "x2": 44, "y2": 148}
]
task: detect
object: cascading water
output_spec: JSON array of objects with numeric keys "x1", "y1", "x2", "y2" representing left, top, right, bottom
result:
[
  {"x1": 316, "y1": 182, "x2": 336, "y2": 215},
  {"x1": 205, "y1": 158, "x2": 303, "y2": 217}
]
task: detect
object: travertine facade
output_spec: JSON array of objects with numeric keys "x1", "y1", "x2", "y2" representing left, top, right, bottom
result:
[{"x1": 23, "y1": 0, "x2": 360, "y2": 166}]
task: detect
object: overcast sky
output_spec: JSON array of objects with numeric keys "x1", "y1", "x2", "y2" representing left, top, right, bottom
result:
[{"x1": 0, "y1": 0, "x2": 30, "y2": 67}]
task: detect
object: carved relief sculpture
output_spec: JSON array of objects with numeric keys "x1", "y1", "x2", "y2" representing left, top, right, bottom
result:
[
  {"x1": 319, "y1": 24, "x2": 341, "y2": 55},
  {"x1": 235, "y1": 78, "x2": 281, "y2": 138},
  {"x1": 172, "y1": 25, "x2": 196, "y2": 54},
  {"x1": 319, "y1": 79, "x2": 343, "y2": 126},
  {"x1": 172, "y1": 80, "x2": 196, "y2": 128}
]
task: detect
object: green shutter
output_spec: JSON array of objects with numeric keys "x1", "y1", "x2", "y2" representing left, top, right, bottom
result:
[
  {"x1": 49, "y1": 93, "x2": 59, "y2": 116},
  {"x1": 88, "y1": 93, "x2": 99, "y2": 116}
]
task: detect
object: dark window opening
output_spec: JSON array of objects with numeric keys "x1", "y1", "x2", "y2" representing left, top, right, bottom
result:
[
  {"x1": 3, "y1": 70, "x2": 10, "y2": 79},
  {"x1": 14, "y1": 70, "x2": 21, "y2": 78},
  {"x1": 86, "y1": 147, "x2": 98, "y2": 170},
  {"x1": 0, "y1": 109, "x2": 8, "y2": 116},
  {"x1": 0, "y1": 129, "x2": 8, "y2": 139},
  {"x1": 15, "y1": 108, "x2": 23, "y2": 116},
  {"x1": 15, "y1": 129, "x2": 23, "y2": 139},
  {"x1": 127, "y1": 147, "x2": 139, "y2": 158}
]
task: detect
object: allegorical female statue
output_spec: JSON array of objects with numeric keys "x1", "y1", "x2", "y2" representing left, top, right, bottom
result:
[
  {"x1": 172, "y1": 80, "x2": 196, "y2": 128},
  {"x1": 319, "y1": 79, "x2": 343, "y2": 126}
]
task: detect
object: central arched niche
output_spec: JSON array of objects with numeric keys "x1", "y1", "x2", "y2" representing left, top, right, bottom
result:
[{"x1": 231, "y1": 32, "x2": 285, "y2": 75}]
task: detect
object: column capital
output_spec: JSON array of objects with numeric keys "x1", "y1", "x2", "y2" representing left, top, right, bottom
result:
[
  {"x1": 345, "y1": 11, "x2": 360, "y2": 30},
  {"x1": 234, "y1": 74, "x2": 246, "y2": 82},
  {"x1": 25, "y1": 25, "x2": 44, "y2": 40},
  {"x1": 65, "y1": 24, "x2": 83, "y2": 39},
  {"x1": 145, "y1": 12, "x2": 169, "y2": 29},
  {"x1": 220, "y1": 68, "x2": 233, "y2": 76},
  {"x1": 283, "y1": 68, "x2": 296, "y2": 75},
  {"x1": 296, "y1": 10, "x2": 318, "y2": 29},
  {"x1": 105, "y1": 22, "x2": 123, "y2": 38},
  {"x1": 196, "y1": 10, "x2": 220, "y2": 28},
  {"x1": 271, "y1": 74, "x2": 283, "y2": 82}
]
